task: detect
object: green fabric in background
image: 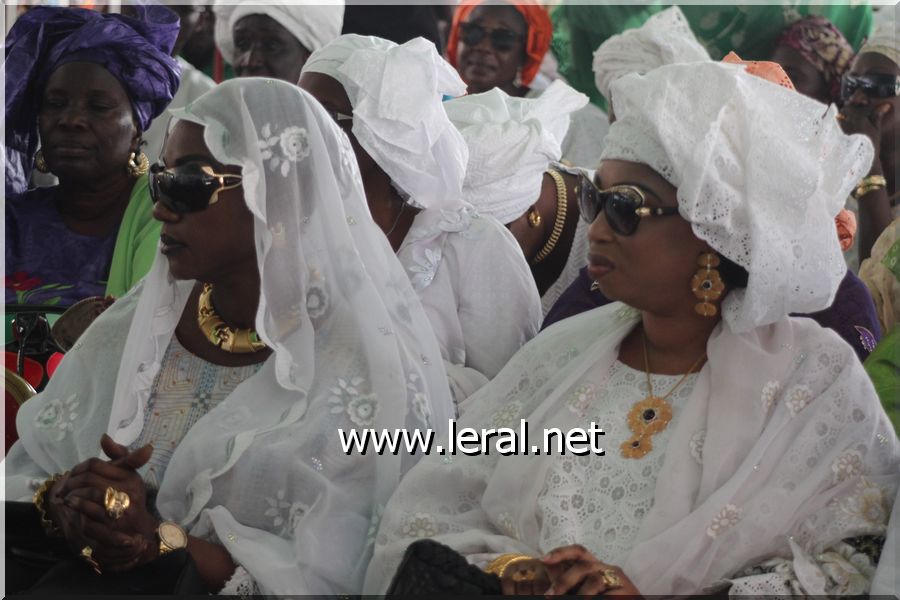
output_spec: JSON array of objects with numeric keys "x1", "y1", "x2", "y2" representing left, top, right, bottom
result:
[
  {"x1": 865, "y1": 325, "x2": 900, "y2": 435},
  {"x1": 105, "y1": 175, "x2": 162, "y2": 299},
  {"x1": 552, "y1": 3, "x2": 874, "y2": 109}
]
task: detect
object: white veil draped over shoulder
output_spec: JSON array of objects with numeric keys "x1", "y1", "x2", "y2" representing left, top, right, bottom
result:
[{"x1": 6, "y1": 78, "x2": 454, "y2": 595}]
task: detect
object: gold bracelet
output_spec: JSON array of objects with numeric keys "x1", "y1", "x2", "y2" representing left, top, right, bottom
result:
[
  {"x1": 852, "y1": 175, "x2": 887, "y2": 200},
  {"x1": 531, "y1": 169, "x2": 567, "y2": 265},
  {"x1": 484, "y1": 553, "x2": 534, "y2": 577},
  {"x1": 33, "y1": 471, "x2": 68, "y2": 537}
]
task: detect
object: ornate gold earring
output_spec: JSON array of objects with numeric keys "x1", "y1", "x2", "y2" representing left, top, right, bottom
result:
[
  {"x1": 691, "y1": 252, "x2": 724, "y2": 317},
  {"x1": 527, "y1": 206, "x2": 542, "y2": 228},
  {"x1": 127, "y1": 151, "x2": 149, "y2": 177},
  {"x1": 35, "y1": 149, "x2": 50, "y2": 173}
]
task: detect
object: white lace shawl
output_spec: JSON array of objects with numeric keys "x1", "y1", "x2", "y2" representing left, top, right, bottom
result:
[
  {"x1": 365, "y1": 303, "x2": 900, "y2": 595},
  {"x1": 5, "y1": 78, "x2": 455, "y2": 595}
]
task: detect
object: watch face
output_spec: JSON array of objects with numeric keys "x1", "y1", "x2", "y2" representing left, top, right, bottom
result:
[{"x1": 159, "y1": 522, "x2": 188, "y2": 548}]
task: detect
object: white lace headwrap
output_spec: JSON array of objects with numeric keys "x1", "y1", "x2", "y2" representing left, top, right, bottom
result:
[
  {"x1": 601, "y1": 61, "x2": 874, "y2": 333},
  {"x1": 859, "y1": 9, "x2": 899, "y2": 65},
  {"x1": 302, "y1": 34, "x2": 469, "y2": 210},
  {"x1": 6, "y1": 78, "x2": 454, "y2": 595},
  {"x1": 445, "y1": 80, "x2": 588, "y2": 224},
  {"x1": 213, "y1": 0, "x2": 345, "y2": 63},
  {"x1": 592, "y1": 6, "x2": 709, "y2": 102}
]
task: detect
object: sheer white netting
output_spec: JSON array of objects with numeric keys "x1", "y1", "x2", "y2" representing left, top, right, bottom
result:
[
  {"x1": 602, "y1": 61, "x2": 874, "y2": 333},
  {"x1": 6, "y1": 78, "x2": 455, "y2": 595}
]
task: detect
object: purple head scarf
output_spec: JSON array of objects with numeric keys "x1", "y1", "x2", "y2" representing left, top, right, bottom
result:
[{"x1": 4, "y1": 6, "x2": 182, "y2": 196}]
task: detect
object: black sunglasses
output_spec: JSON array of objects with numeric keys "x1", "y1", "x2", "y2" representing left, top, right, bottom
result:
[
  {"x1": 575, "y1": 173, "x2": 679, "y2": 236},
  {"x1": 459, "y1": 22, "x2": 523, "y2": 52},
  {"x1": 841, "y1": 73, "x2": 900, "y2": 102},
  {"x1": 149, "y1": 162, "x2": 243, "y2": 214}
]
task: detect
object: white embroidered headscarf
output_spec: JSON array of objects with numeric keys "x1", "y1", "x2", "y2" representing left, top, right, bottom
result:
[
  {"x1": 592, "y1": 6, "x2": 710, "y2": 102},
  {"x1": 445, "y1": 80, "x2": 588, "y2": 224},
  {"x1": 859, "y1": 9, "x2": 899, "y2": 66},
  {"x1": 214, "y1": 0, "x2": 345, "y2": 62},
  {"x1": 601, "y1": 61, "x2": 874, "y2": 333},
  {"x1": 6, "y1": 78, "x2": 454, "y2": 595},
  {"x1": 302, "y1": 34, "x2": 469, "y2": 210}
]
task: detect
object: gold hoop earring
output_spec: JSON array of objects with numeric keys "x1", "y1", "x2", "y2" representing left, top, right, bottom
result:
[
  {"x1": 527, "y1": 206, "x2": 542, "y2": 228},
  {"x1": 691, "y1": 252, "x2": 724, "y2": 317},
  {"x1": 35, "y1": 149, "x2": 50, "y2": 173},
  {"x1": 127, "y1": 151, "x2": 149, "y2": 177}
]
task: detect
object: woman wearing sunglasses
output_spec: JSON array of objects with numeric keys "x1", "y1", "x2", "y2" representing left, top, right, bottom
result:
[
  {"x1": 4, "y1": 6, "x2": 181, "y2": 307},
  {"x1": 365, "y1": 61, "x2": 899, "y2": 596},
  {"x1": 838, "y1": 14, "x2": 900, "y2": 267},
  {"x1": 445, "y1": 0, "x2": 609, "y2": 171},
  {"x1": 5, "y1": 78, "x2": 454, "y2": 595},
  {"x1": 300, "y1": 35, "x2": 542, "y2": 405}
]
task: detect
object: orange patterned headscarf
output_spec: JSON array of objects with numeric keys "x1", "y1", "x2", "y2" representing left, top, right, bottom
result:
[
  {"x1": 722, "y1": 51, "x2": 796, "y2": 91},
  {"x1": 447, "y1": 0, "x2": 552, "y2": 87}
]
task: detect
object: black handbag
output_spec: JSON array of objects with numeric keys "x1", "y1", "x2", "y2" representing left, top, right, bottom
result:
[
  {"x1": 5, "y1": 501, "x2": 206, "y2": 596},
  {"x1": 385, "y1": 538, "x2": 502, "y2": 595}
]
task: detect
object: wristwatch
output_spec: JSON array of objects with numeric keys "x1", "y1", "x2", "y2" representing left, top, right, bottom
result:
[{"x1": 157, "y1": 521, "x2": 188, "y2": 556}]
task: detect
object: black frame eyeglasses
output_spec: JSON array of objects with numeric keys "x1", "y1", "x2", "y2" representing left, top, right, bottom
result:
[
  {"x1": 459, "y1": 22, "x2": 523, "y2": 52},
  {"x1": 575, "y1": 173, "x2": 679, "y2": 236},
  {"x1": 841, "y1": 73, "x2": 900, "y2": 102},
  {"x1": 149, "y1": 162, "x2": 243, "y2": 214}
]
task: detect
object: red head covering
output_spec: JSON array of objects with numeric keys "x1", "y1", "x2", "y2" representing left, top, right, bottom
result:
[{"x1": 447, "y1": 0, "x2": 552, "y2": 87}]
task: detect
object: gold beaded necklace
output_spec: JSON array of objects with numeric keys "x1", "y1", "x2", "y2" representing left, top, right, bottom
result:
[
  {"x1": 197, "y1": 284, "x2": 267, "y2": 354},
  {"x1": 621, "y1": 332, "x2": 705, "y2": 459}
]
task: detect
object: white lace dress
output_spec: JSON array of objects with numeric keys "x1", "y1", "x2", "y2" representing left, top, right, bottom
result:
[{"x1": 536, "y1": 360, "x2": 698, "y2": 566}]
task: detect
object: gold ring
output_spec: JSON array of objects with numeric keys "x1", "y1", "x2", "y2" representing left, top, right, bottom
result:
[
  {"x1": 836, "y1": 113, "x2": 848, "y2": 122},
  {"x1": 600, "y1": 569, "x2": 622, "y2": 590},
  {"x1": 80, "y1": 545, "x2": 101, "y2": 574},
  {"x1": 104, "y1": 486, "x2": 131, "y2": 520}
]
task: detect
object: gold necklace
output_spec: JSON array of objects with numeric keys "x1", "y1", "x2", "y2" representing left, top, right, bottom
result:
[
  {"x1": 621, "y1": 332, "x2": 705, "y2": 459},
  {"x1": 531, "y1": 169, "x2": 567, "y2": 265},
  {"x1": 197, "y1": 284, "x2": 267, "y2": 354}
]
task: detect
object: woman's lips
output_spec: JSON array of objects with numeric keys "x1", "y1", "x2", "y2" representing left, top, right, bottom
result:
[
  {"x1": 160, "y1": 233, "x2": 186, "y2": 255},
  {"x1": 587, "y1": 254, "x2": 614, "y2": 278}
]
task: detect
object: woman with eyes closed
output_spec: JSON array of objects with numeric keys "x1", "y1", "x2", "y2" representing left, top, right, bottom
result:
[
  {"x1": 5, "y1": 78, "x2": 454, "y2": 595},
  {"x1": 4, "y1": 6, "x2": 181, "y2": 306},
  {"x1": 446, "y1": 0, "x2": 609, "y2": 170},
  {"x1": 213, "y1": 2, "x2": 344, "y2": 83},
  {"x1": 365, "y1": 61, "x2": 899, "y2": 597}
]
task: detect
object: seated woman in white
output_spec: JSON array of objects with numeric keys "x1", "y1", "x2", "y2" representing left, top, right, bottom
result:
[
  {"x1": 365, "y1": 60, "x2": 899, "y2": 596},
  {"x1": 299, "y1": 34, "x2": 542, "y2": 404},
  {"x1": 5, "y1": 78, "x2": 454, "y2": 596}
]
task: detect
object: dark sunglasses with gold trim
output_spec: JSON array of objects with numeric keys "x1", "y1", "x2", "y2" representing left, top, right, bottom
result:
[
  {"x1": 459, "y1": 22, "x2": 523, "y2": 52},
  {"x1": 149, "y1": 162, "x2": 243, "y2": 214},
  {"x1": 575, "y1": 172, "x2": 679, "y2": 236}
]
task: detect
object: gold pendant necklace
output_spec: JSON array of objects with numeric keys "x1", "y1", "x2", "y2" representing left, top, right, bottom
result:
[
  {"x1": 197, "y1": 283, "x2": 267, "y2": 354},
  {"x1": 621, "y1": 332, "x2": 705, "y2": 459}
]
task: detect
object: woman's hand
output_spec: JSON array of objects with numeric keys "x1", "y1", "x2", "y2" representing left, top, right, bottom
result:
[
  {"x1": 542, "y1": 544, "x2": 643, "y2": 597},
  {"x1": 497, "y1": 556, "x2": 552, "y2": 596},
  {"x1": 56, "y1": 435, "x2": 159, "y2": 571},
  {"x1": 838, "y1": 101, "x2": 891, "y2": 169}
]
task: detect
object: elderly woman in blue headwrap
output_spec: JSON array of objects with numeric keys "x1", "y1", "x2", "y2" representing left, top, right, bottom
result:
[{"x1": 5, "y1": 6, "x2": 181, "y2": 307}]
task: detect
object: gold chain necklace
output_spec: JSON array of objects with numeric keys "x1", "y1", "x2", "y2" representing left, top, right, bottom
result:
[
  {"x1": 197, "y1": 284, "x2": 267, "y2": 354},
  {"x1": 621, "y1": 332, "x2": 705, "y2": 459},
  {"x1": 531, "y1": 168, "x2": 567, "y2": 265}
]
